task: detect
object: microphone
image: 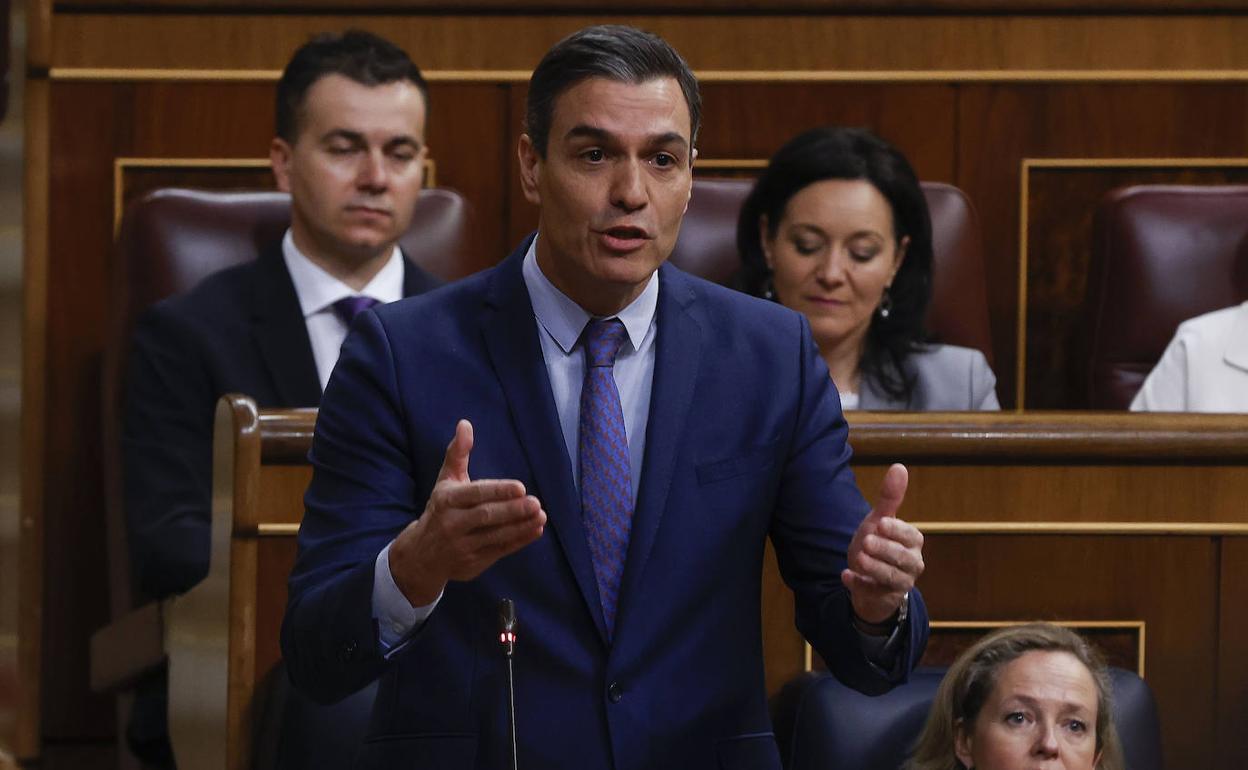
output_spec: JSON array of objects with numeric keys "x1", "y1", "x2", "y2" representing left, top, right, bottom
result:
[{"x1": 498, "y1": 598, "x2": 518, "y2": 770}]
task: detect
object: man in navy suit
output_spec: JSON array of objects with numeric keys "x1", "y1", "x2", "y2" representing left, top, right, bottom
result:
[
  {"x1": 122, "y1": 30, "x2": 438, "y2": 766},
  {"x1": 283, "y1": 25, "x2": 928, "y2": 770}
]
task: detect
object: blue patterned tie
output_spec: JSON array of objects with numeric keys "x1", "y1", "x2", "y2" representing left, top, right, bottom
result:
[
  {"x1": 331, "y1": 295, "x2": 380, "y2": 326},
  {"x1": 579, "y1": 318, "x2": 632, "y2": 637}
]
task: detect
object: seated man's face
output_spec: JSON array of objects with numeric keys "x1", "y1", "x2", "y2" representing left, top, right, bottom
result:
[
  {"x1": 272, "y1": 73, "x2": 428, "y2": 266},
  {"x1": 520, "y1": 76, "x2": 694, "y2": 315}
]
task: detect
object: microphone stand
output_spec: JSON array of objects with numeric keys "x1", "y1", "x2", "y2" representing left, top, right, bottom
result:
[{"x1": 499, "y1": 598, "x2": 518, "y2": 770}]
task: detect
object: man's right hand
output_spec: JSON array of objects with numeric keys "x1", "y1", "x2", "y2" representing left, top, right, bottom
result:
[{"x1": 388, "y1": 419, "x2": 547, "y2": 607}]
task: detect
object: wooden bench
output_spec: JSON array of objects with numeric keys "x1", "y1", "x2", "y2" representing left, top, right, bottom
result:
[{"x1": 176, "y1": 400, "x2": 1248, "y2": 769}]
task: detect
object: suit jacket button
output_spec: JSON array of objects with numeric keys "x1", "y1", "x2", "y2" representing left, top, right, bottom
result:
[
  {"x1": 340, "y1": 639, "x2": 358, "y2": 662},
  {"x1": 607, "y1": 682, "x2": 623, "y2": 703}
]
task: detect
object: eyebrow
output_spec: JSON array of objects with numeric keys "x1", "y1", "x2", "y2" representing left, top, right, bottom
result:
[
  {"x1": 319, "y1": 129, "x2": 422, "y2": 149},
  {"x1": 1005, "y1": 694, "x2": 1093, "y2": 714},
  {"x1": 563, "y1": 124, "x2": 690, "y2": 152}
]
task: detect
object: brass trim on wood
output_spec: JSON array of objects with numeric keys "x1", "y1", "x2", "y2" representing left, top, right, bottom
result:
[
  {"x1": 847, "y1": 410, "x2": 1248, "y2": 459},
  {"x1": 48, "y1": 67, "x2": 1248, "y2": 84},
  {"x1": 1016, "y1": 157, "x2": 1248, "y2": 408},
  {"x1": 918, "y1": 522, "x2": 1248, "y2": 535},
  {"x1": 252, "y1": 520, "x2": 1248, "y2": 538},
  {"x1": 805, "y1": 620, "x2": 1147, "y2": 677}
]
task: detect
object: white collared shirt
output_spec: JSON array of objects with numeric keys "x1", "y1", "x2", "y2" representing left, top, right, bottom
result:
[
  {"x1": 1131, "y1": 300, "x2": 1248, "y2": 412},
  {"x1": 281, "y1": 230, "x2": 405, "y2": 391}
]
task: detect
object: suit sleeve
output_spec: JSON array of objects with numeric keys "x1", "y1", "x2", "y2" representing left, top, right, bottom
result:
[
  {"x1": 768, "y1": 314, "x2": 929, "y2": 695},
  {"x1": 121, "y1": 306, "x2": 218, "y2": 599},
  {"x1": 282, "y1": 310, "x2": 423, "y2": 703}
]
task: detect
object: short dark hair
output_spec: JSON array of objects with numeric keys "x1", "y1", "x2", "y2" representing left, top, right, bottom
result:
[
  {"x1": 276, "y1": 30, "x2": 428, "y2": 143},
  {"x1": 524, "y1": 24, "x2": 701, "y2": 158},
  {"x1": 736, "y1": 126, "x2": 934, "y2": 401}
]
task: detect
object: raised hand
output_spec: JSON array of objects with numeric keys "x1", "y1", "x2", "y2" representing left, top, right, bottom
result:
[
  {"x1": 841, "y1": 463, "x2": 925, "y2": 626},
  {"x1": 388, "y1": 420, "x2": 547, "y2": 607}
]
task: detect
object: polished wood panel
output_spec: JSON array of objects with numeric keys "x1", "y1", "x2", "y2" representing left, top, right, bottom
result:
[
  {"x1": 215, "y1": 407, "x2": 1248, "y2": 770},
  {"x1": 920, "y1": 624, "x2": 1142, "y2": 672},
  {"x1": 48, "y1": 14, "x2": 1248, "y2": 72},
  {"x1": 1024, "y1": 163, "x2": 1248, "y2": 408},
  {"x1": 18, "y1": 72, "x2": 50, "y2": 763},
  {"x1": 1218, "y1": 537, "x2": 1248, "y2": 766},
  {"x1": 49, "y1": 0, "x2": 1248, "y2": 10},
  {"x1": 955, "y1": 83, "x2": 1248, "y2": 406},
  {"x1": 919, "y1": 535, "x2": 1216, "y2": 768}
]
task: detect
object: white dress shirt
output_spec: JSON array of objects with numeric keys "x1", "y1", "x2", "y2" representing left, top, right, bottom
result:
[
  {"x1": 281, "y1": 230, "x2": 405, "y2": 391},
  {"x1": 1131, "y1": 300, "x2": 1248, "y2": 412}
]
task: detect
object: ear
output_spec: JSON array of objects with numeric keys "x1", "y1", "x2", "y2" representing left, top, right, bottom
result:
[
  {"x1": 889, "y1": 234, "x2": 910, "y2": 286},
  {"x1": 683, "y1": 147, "x2": 698, "y2": 214},
  {"x1": 517, "y1": 133, "x2": 543, "y2": 206},
  {"x1": 418, "y1": 143, "x2": 431, "y2": 188},
  {"x1": 270, "y1": 137, "x2": 294, "y2": 193},
  {"x1": 758, "y1": 214, "x2": 774, "y2": 269},
  {"x1": 954, "y1": 719, "x2": 974, "y2": 769}
]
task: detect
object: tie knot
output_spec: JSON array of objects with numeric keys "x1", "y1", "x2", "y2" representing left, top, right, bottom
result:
[
  {"x1": 583, "y1": 318, "x2": 629, "y2": 368},
  {"x1": 332, "y1": 296, "x2": 380, "y2": 326}
]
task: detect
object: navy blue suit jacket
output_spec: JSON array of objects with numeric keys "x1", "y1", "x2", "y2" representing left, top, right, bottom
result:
[
  {"x1": 123, "y1": 245, "x2": 438, "y2": 599},
  {"x1": 282, "y1": 239, "x2": 929, "y2": 770}
]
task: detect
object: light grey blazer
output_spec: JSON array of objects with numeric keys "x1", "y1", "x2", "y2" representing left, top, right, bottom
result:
[{"x1": 857, "y1": 343, "x2": 1000, "y2": 411}]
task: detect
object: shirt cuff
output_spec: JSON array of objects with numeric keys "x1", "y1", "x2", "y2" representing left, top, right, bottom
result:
[
  {"x1": 372, "y1": 541, "x2": 442, "y2": 653},
  {"x1": 856, "y1": 617, "x2": 907, "y2": 676}
]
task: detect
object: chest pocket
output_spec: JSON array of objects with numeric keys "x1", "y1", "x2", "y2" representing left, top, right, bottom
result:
[{"x1": 696, "y1": 442, "x2": 778, "y2": 485}]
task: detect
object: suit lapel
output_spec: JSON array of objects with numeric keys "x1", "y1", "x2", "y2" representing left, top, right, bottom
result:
[
  {"x1": 481, "y1": 239, "x2": 609, "y2": 643},
  {"x1": 615, "y1": 264, "x2": 703, "y2": 632},
  {"x1": 250, "y1": 245, "x2": 322, "y2": 407}
]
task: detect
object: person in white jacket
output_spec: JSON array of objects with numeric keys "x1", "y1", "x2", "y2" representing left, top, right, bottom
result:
[{"x1": 1130, "y1": 300, "x2": 1248, "y2": 412}]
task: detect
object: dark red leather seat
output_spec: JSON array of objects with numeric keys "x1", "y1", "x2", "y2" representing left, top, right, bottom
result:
[
  {"x1": 1085, "y1": 185, "x2": 1248, "y2": 409},
  {"x1": 670, "y1": 179, "x2": 994, "y2": 365}
]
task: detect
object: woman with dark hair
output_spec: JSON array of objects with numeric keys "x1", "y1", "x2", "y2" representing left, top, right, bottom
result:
[
  {"x1": 737, "y1": 126, "x2": 999, "y2": 410},
  {"x1": 906, "y1": 623, "x2": 1125, "y2": 770}
]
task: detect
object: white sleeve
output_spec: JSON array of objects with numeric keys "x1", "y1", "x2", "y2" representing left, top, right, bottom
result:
[{"x1": 1130, "y1": 332, "x2": 1190, "y2": 411}]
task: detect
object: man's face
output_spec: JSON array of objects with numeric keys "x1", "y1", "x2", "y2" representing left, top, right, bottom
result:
[
  {"x1": 518, "y1": 76, "x2": 695, "y2": 316},
  {"x1": 271, "y1": 73, "x2": 428, "y2": 267}
]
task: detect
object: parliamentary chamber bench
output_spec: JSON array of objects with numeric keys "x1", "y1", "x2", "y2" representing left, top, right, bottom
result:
[{"x1": 168, "y1": 397, "x2": 1248, "y2": 770}]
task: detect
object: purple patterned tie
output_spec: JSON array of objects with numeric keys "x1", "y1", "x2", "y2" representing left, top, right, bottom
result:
[
  {"x1": 579, "y1": 318, "x2": 632, "y2": 637},
  {"x1": 331, "y1": 296, "x2": 380, "y2": 326}
]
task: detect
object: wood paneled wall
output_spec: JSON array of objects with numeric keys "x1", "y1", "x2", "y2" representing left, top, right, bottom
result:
[{"x1": 20, "y1": 2, "x2": 1248, "y2": 767}]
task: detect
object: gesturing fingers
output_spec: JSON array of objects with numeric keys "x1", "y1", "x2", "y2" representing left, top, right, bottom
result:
[
  {"x1": 433, "y1": 478, "x2": 527, "y2": 511},
  {"x1": 852, "y1": 535, "x2": 924, "y2": 588}
]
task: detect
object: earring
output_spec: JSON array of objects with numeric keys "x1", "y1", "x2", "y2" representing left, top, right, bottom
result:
[
  {"x1": 877, "y1": 288, "x2": 893, "y2": 319},
  {"x1": 762, "y1": 273, "x2": 776, "y2": 301}
]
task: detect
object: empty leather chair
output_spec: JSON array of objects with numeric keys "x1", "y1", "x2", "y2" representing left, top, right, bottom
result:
[
  {"x1": 782, "y1": 666, "x2": 1161, "y2": 770},
  {"x1": 1085, "y1": 184, "x2": 1248, "y2": 408},
  {"x1": 670, "y1": 178, "x2": 994, "y2": 365},
  {"x1": 97, "y1": 187, "x2": 475, "y2": 768}
]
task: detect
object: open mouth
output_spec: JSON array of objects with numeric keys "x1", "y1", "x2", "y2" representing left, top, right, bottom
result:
[{"x1": 598, "y1": 225, "x2": 651, "y2": 252}]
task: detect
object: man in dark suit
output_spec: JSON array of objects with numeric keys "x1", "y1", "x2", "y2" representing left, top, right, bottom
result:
[
  {"x1": 283, "y1": 25, "x2": 928, "y2": 770},
  {"x1": 121, "y1": 30, "x2": 438, "y2": 766}
]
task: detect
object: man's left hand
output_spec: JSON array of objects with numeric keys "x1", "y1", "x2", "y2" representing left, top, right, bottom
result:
[{"x1": 841, "y1": 463, "x2": 925, "y2": 625}]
